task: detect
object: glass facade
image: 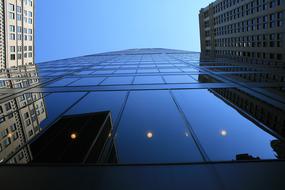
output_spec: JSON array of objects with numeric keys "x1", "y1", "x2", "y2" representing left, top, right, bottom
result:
[{"x1": 0, "y1": 48, "x2": 284, "y2": 165}]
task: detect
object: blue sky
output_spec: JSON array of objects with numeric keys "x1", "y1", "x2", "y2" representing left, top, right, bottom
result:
[{"x1": 36, "y1": 0, "x2": 213, "y2": 62}]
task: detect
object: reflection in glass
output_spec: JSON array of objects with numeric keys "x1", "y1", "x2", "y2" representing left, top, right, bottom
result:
[
  {"x1": 0, "y1": 66, "x2": 47, "y2": 164},
  {"x1": 0, "y1": 65, "x2": 44, "y2": 89},
  {"x1": 116, "y1": 90, "x2": 203, "y2": 164},
  {"x1": 173, "y1": 89, "x2": 279, "y2": 161}
]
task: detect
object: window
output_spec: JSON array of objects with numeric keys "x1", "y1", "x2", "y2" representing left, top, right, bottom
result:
[
  {"x1": 5, "y1": 102, "x2": 12, "y2": 111},
  {"x1": 0, "y1": 129, "x2": 8, "y2": 138},
  {"x1": 13, "y1": 132, "x2": 19, "y2": 140},
  {"x1": 17, "y1": 14, "x2": 22, "y2": 21},
  {"x1": 9, "y1": 25, "x2": 15, "y2": 32},
  {"x1": 0, "y1": 117, "x2": 5, "y2": 124},
  {"x1": 10, "y1": 46, "x2": 15, "y2": 53},
  {"x1": 28, "y1": 18, "x2": 32, "y2": 24},
  {"x1": 17, "y1": 6, "x2": 22, "y2": 13},
  {"x1": 24, "y1": 112, "x2": 29, "y2": 119},
  {"x1": 9, "y1": 34, "x2": 15, "y2": 40},
  {"x1": 277, "y1": 54, "x2": 283, "y2": 60},
  {"x1": 9, "y1": 3, "x2": 15, "y2": 11},
  {"x1": 10, "y1": 54, "x2": 16, "y2": 60},
  {"x1": 17, "y1": 34, "x2": 22, "y2": 40},
  {"x1": 10, "y1": 124, "x2": 17, "y2": 132},
  {"x1": 3, "y1": 138, "x2": 11, "y2": 148},
  {"x1": 28, "y1": 11, "x2": 32, "y2": 17},
  {"x1": 28, "y1": 129, "x2": 33, "y2": 137},
  {"x1": 17, "y1": 26, "x2": 22, "y2": 33},
  {"x1": 28, "y1": 46, "x2": 32, "y2": 51},
  {"x1": 9, "y1": 12, "x2": 15, "y2": 20}
]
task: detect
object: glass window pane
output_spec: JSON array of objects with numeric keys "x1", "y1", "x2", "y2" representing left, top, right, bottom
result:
[
  {"x1": 133, "y1": 76, "x2": 164, "y2": 84},
  {"x1": 115, "y1": 70, "x2": 136, "y2": 74},
  {"x1": 163, "y1": 75, "x2": 196, "y2": 83},
  {"x1": 159, "y1": 68, "x2": 181, "y2": 73},
  {"x1": 101, "y1": 77, "x2": 133, "y2": 85},
  {"x1": 68, "y1": 77, "x2": 105, "y2": 86},
  {"x1": 92, "y1": 70, "x2": 114, "y2": 74},
  {"x1": 46, "y1": 78, "x2": 79, "y2": 87},
  {"x1": 66, "y1": 91, "x2": 128, "y2": 123},
  {"x1": 137, "y1": 69, "x2": 159, "y2": 73},
  {"x1": 116, "y1": 90, "x2": 203, "y2": 164},
  {"x1": 40, "y1": 92, "x2": 86, "y2": 128},
  {"x1": 173, "y1": 89, "x2": 278, "y2": 161}
]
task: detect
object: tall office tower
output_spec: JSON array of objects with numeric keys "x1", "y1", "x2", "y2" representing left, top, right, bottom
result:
[
  {"x1": 0, "y1": 0, "x2": 34, "y2": 69},
  {"x1": 0, "y1": 49, "x2": 285, "y2": 188},
  {"x1": 199, "y1": 0, "x2": 285, "y2": 66}
]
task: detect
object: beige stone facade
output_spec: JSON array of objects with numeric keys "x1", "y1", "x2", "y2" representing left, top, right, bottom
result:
[
  {"x1": 199, "y1": 0, "x2": 285, "y2": 66},
  {"x1": 0, "y1": 0, "x2": 34, "y2": 69}
]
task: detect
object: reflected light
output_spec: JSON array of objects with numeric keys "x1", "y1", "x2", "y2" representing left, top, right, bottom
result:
[
  {"x1": 220, "y1": 130, "x2": 227, "y2": 136},
  {"x1": 70, "y1": 133, "x2": 78, "y2": 140},
  {"x1": 185, "y1": 132, "x2": 189, "y2": 137},
  {"x1": 146, "y1": 132, "x2": 153, "y2": 139},
  {"x1": 7, "y1": 133, "x2": 12, "y2": 138},
  {"x1": 0, "y1": 159, "x2": 3, "y2": 163}
]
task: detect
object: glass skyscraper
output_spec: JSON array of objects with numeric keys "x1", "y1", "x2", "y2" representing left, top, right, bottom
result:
[{"x1": 0, "y1": 48, "x2": 285, "y2": 189}]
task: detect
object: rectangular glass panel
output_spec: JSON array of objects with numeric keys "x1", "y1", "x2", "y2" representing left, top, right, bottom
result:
[
  {"x1": 133, "y1": 76, "x2": 164, "y2": 84},
  {"x1": 92, "y1": 70, "x2": 114, "y2": 74},
  {"x1": 68, "y1": 77, "x2": 106, "y2": 86},
  {"x1": 100, "y1": 77, "x2": 133, "y2": 85},
  {"x1": 75, "y1": 70, "x2": 94, "y2": 75},
  {"x1": 173, "y1": 89, "x2": 279, "y2": 161},
  {"x1": 46, "y1": 78, "x2": 79, "y2": 87},
  {"x1": 66, "y1": 91, "x2": 127, "y2": 123},
  {"x1": 116, "y1": 90, "x2": 203, "y2": 164},
  {"x1": 137, "y1": 69, "x2": 159, "y2": 73},
  {"x1": 39, "y1": 92, "x2": 86, "y2": 128},
  {"x1": 159, "y1": 68, "x2": 181, "y2": 73},
  {"x1": 163, "y1": 75, "x2": 197, "y2": 83},
  {"x1": 115, "y1": 70, "x2": 136, "y2": 74}
]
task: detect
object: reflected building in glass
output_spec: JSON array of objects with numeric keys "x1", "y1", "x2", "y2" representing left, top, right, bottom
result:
[{"x1": 0, "y1": 65, "x2": 46, "y2": 163}]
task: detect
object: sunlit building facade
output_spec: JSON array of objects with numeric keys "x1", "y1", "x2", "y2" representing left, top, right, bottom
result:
[
  {"x1": 199, "y1": 0, "x2": 285, "y2": 66},
  {"x1": 0, "y1": 0, "x2": 34, "y2": 69}
]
